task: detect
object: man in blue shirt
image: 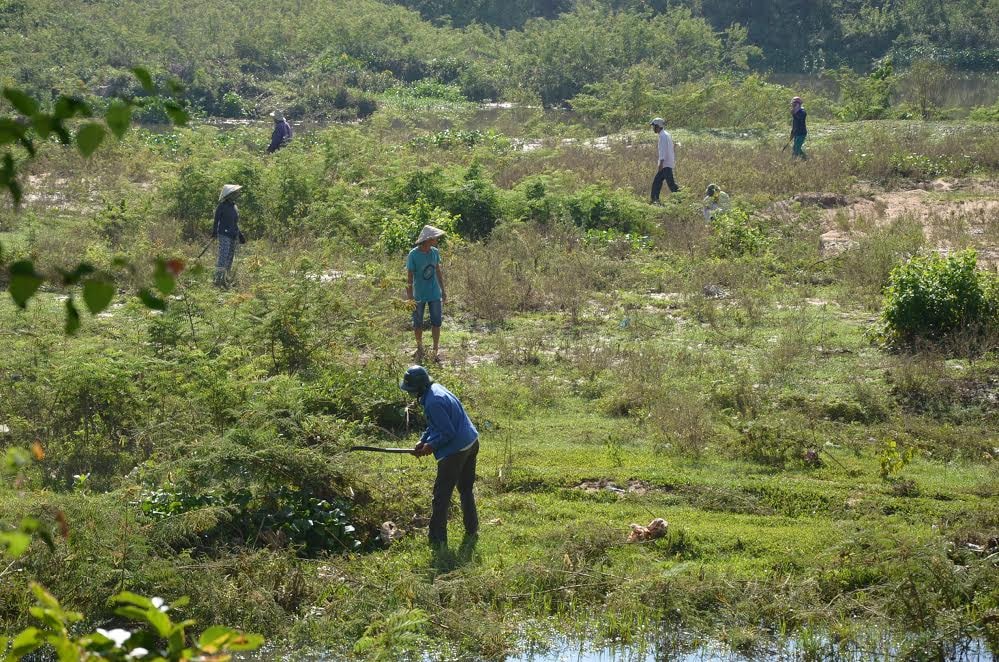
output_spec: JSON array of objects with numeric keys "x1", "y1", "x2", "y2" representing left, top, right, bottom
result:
[
  {"x1": 400, "y1": 365, "x2": 479, "y2": 549},
  {"x1": 406, "y1": 225, "x2": 447, "y2": 362}
]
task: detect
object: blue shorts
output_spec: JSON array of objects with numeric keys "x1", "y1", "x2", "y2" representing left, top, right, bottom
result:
[{"x1": 413, "y1": 300, "x2": 443, "y2": 329}]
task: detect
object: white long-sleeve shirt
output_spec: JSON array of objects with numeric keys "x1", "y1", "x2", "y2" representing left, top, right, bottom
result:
[{"x1": 657, "y1": 130, "x2": 675, "y2": 168}]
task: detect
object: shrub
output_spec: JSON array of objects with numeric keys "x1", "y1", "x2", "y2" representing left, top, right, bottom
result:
[
  {"x1": 378, "y1": 197, "x2": 460, "y2": 255},
  {"x1": 565, "y1": 184, "x2": 651, "y2": 234},
  {"x1": 450, "y1": 164, "x2": 501, "y2": 240},
  {"x1": 970, "y1": 101, "x2": 999, "y2": 122},
  {"x1": 878, "y1": 250, "x2": 999, "y2": 353},
  {"x1": 710, "y1": 209, "x2": 769, "y2": 258}
]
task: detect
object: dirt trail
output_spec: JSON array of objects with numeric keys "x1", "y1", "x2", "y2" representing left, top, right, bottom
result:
[{"x1": 783, "y1": 179, "x2": 999, "y2": 269}]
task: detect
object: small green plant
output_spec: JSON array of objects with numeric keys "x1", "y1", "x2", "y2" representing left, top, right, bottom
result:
[
  {"x1": 2, "y1": 584, "x2": 263, "y2": 661},
  {"x1": 878, "y1": 439, "x2": 915, "y2": 482},
  {"x1": 352, "y1": 608, "x2": 428, "y2": 661},
  {"x1": 604, "y1": 434, "x2": 625, "y2": 468},
  {"x1": 710, "y1": 209, "x2": 768, "y2": 258},
  {"x1": 878, "y1": 250, "x2": 999, "y2": 353}
]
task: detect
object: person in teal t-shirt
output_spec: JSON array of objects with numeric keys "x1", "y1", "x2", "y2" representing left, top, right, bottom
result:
[{"x1": 406, "y1": 225, "x2": 448, "y2": 362}]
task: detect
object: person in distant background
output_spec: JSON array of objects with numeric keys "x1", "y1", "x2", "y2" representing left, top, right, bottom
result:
[
  {"x1": 212, "y1": 184, "x2": 245, "y2": 287},
  {"x1": 790, "y1": 97, "x2": 808, "y2": 160},
  {"x1": 649, "y1": 117, "x2": 679, "y2": 204},
  {"x1": 267, "y1": 112, "x2": 293, "y2": 153},
  {"x1": 702, "y1": 183, "x2": 731, "y2": 221}
]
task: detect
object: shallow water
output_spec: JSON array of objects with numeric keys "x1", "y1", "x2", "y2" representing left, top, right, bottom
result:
[{"x1": 239, "y1": 634, "x2": 994, "y2": 661}]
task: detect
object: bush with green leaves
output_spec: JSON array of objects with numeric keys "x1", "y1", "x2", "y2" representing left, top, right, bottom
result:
[
  {"x1": 3, "y1": 584, "x2": 263, "y2": 661},
  {"x1": 565, "y1": 184, "x2": 652, "y2": 234},
  {"x1": 878, "y1": 250, "x2": 999, "y2": 353},
  {"x1": 709, "y1": 209, "x2": 769, "y2": 258},
  {"x1": 378, "y1": 197, "x2": 460, "y2": 255},
  {"x1": 141, "y1": 485, "x2": 361, "y2": 556}
]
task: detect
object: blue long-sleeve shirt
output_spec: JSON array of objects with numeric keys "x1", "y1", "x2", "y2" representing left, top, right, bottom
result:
[
  {"x1": 268, "y1": 120, "x2": 293, "y2": 153},
  {"x1": 419, "y1": 383, "x2": 478, "y2": 462}
]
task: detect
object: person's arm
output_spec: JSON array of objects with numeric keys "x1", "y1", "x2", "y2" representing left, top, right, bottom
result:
[
  {"x1": 436, "y1": 264, "x2": 446, "y2": 304},
  {"x1": 406, "y1": 268, "x2": 415, "y2": 304},
  {"x1": 665, "y1": 135, "x2": 675, "y2": 168},
  {"x1": 658, "y1": 136, "x2": 666, "y2": 170}
]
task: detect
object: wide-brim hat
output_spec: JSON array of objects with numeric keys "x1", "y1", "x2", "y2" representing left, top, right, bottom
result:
[
  {"x1": 400, "y1": 365, "x2": 434, "y2": 393},
  {"x1": 269, "y1": 110, "x2": 286, "y2": 121},
  {"x1": 414, "y1": 225, "x2": 446, "y2": 245},
  {"x1": 219, "y1": 184, "x2": 243, "y2": 202},
  {"x1": 650, "y1": 117, "x2": 665, "y2": 128},
  {"x1": 791, "y1": 97, "x2": 803, "y2": 104}
]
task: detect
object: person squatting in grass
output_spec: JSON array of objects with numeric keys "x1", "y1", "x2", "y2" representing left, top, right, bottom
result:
[
  {"x1": 212, "y1": 184, "x2": 246, "y2": 288},
  {"x1": 790, "y1": 96, "x2": 808, "y2": 160},
  {"x1": 702, "y1": 183, "x2": 731, "y2": 221},
  {"x1": 406, "y1": 225, "x2": 448, "y2": 362},
  {"x1": 400, "y1": 365, "x2": 479, "y2": 550},
  {"x1": 650, "y1": 117, "x2": 679, "y2": 204}
]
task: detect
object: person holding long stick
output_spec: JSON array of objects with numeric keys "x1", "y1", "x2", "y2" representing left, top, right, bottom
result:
[
  {"x1": 212, "y1": 184, "x2": 245, "y2": 288},
  {"x1": 400, "y1": 365, "x2": 479, "y2": 550},
  {"x1": 790, "y1": 96, "x2": 808, "y2": 160}
]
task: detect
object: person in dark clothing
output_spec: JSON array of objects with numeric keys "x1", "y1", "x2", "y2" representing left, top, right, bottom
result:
[
  {"x1": 267, "y1": 112, "x2": 293, "y2": 153},
  {"x1": 212, "y1": 184, "x2": 244, "y2": 287},
  {"x1": 790, "y1": 96, "x2": 808, "y2": 160},
  {"x1": 400, "y1": 365, "x2": 479, "y2": 550}
]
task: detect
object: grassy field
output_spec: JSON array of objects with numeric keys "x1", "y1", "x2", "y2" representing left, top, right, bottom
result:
[{"x1": 1, "y1": 107, "x2": 998, "y2": 660}]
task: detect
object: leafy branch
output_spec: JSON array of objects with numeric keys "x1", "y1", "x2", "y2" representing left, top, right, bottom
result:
[{"x1": 2, "y1": 69, "x2": 193, "y2": 331}]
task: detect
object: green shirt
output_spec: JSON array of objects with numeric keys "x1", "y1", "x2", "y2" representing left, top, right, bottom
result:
[{"x1": 406, "y1": 247, "x2": 442, "y2": 302}]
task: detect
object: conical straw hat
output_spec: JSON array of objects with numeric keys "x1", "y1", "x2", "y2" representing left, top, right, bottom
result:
[
  {"x1": 219, "y1": 184, "x2": 243, "y2": 202},
  {"x1": 414, "y1": 225, "x2": 445, "y2": 245}
]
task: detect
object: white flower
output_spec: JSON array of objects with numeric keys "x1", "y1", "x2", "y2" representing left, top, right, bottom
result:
[
  {"x1": 150, "y1": 597, "x2": 169, "y2": 612},
  {"x1": 126, "y1": 648, "x2": 149, "y2": 659},
  {"x1": 97, "y1": 628, "x2": 132, "y2": 647}
]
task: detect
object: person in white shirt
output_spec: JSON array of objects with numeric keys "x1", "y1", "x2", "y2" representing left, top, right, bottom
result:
[{"x1": 650, "y1": 117, "x2": 679, "y2": 204}]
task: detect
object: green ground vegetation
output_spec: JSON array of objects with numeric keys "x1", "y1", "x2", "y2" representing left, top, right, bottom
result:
[
  {"x1": 2, "y1": 0, "x2": 997, "y2": 124},
  {"x1": 1, "y1": 105, "x2": 998, "y2": 660}
]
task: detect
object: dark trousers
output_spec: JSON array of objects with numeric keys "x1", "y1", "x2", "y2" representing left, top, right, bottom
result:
[
  {"x1": 429, "y1": 440, "x2": 479, "y2": 546},
  {"x1": 792, "y1": 134, "x2": 808, "y2": 160},
  {"x1": 651, "y1": 167, "x2": 678, "y2": 202}
]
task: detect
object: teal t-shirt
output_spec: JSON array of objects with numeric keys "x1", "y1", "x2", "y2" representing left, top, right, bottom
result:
[{"x1": 406, "y1": 247, "x2": 442, "y2": 302}]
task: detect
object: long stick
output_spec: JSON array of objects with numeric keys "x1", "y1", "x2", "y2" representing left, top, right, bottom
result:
[
  {"x1": 197, "y1": 238, "x2": 215, "y2": 259},
  {"x1": 349, "y1": 445, "x2": 416, "y2": 455}
]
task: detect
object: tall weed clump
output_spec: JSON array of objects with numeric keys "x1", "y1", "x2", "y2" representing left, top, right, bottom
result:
[
  {"x1": 878, "y1": 250, "x2": 999, "y2": 354},
  {"x1": 163, "y1": 154, "x2": 264, "y2": 239}
]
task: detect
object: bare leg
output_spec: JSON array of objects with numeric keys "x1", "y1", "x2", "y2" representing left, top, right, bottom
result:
[
  {"x1": 414, "y1": 327, "x2": 424, "y2": 359},
  {"x1": 431, "y1": 325, "x2": 441, "y2": 359}
]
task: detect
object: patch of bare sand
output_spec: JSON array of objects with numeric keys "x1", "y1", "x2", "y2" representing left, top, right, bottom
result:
[{"x1": 783, "y1": 179, "x2": 999, "y2": 269}]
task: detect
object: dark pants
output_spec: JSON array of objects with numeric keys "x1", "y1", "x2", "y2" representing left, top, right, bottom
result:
[
  {"x1": 792, "y1": 134, "x2": 808, "y2": 160},
  {"x1": 429, "y1": 440, "x2": 479, "y2": 546},
  {"x1": 651, "y1": 167, "x2": 678, "y2": 203}
]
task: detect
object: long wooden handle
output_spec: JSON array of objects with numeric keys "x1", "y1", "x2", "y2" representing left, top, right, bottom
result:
[{"x1": 349, "y1": 445, "x2": 417, "y2": 455}]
